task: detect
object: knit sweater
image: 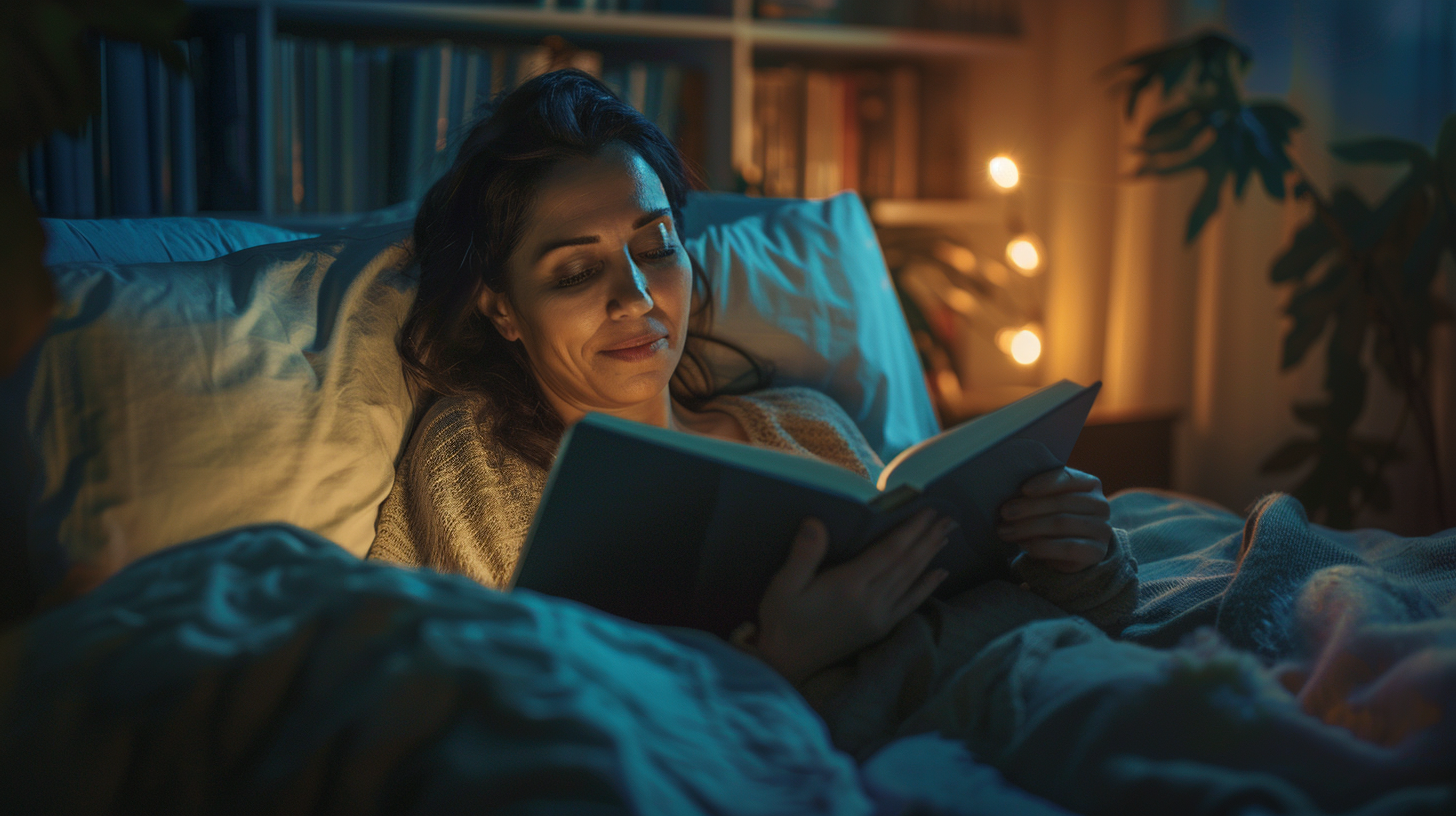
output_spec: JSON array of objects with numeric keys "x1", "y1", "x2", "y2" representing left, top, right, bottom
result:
[{"x1": 368, "y1": 385, "x2": 1136, "y2": 633}]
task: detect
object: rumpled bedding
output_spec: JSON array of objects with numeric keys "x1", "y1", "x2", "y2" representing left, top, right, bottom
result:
[
  {"x1": 810, "y1": 490, "x2": 1456, "y2": 815},
  {"x1": 0, "y1": 524, "x2": 875, "y2": 814},
  {"x1": 1, "y1": 490, "x2": 1453, "y2": 815}
]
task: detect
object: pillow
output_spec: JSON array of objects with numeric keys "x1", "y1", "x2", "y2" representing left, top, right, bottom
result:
[
  {"x1": 683, "y1": 192, "x2": 939, "y2": 460},
  {"x1": 41, "y1": 217, "x2": 316, "y2": 266},
  {"x1": 20, "y1": 192, "x2": 936, "y2": 592},
  {"x1": 24, "y1": 222, "x2": 416, "y2": 588}
]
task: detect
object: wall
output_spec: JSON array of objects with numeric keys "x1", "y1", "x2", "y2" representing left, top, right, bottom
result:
[{"x1": 977, "y1": 0, "x2": 1454, "y2": 534}]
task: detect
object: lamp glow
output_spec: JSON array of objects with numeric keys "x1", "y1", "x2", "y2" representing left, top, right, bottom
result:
[
  {"x1": 1006, "y1": 235, "x2": 1041, "y2": 274},
  {"x1": 989, "y1": 156, "x2": 1019, "y2": 189},
  {"x1": 1010, "y1": 329, "x2": 1041, "y2": 365}
]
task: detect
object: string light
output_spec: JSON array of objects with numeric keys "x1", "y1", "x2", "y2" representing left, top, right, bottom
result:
[
  {"x1": 1005, "y1": 234, "x2": 1042, "y2": 275},
  {"x1": 996, "y1": 326, "x2": 1042, "y2": 365},
  {"x1": 989, "y1": 156, "x2": 1019, "y2": 189}
]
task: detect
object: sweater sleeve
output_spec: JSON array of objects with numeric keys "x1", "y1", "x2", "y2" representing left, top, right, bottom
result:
[
  {"x1": 1008, "y1": 526, "x2": 1139, "y2": 635},
  {"x1": 367, "y1": 398, "x2": 543, "y2": 589}
]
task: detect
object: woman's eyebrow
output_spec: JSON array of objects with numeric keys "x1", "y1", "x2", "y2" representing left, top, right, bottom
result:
[{"x1": 534, "y1": 208, "x2": 672, "y2": 261}]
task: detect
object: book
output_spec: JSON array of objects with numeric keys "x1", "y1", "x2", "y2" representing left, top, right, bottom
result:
[
  {"x1": 105, "y1": 40, "x2": 153, "y2": 216},
  {"x1": 512, "y1": 379, "x2": 1102, "y2": 636},
  {"x1": 170, "y1": 40, "x2": 198, "y2": 215}
]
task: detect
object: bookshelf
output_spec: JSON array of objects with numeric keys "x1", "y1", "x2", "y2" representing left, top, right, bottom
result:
[{"x1": 23, "y1": 0, "x2": 1022, "y2": 228}]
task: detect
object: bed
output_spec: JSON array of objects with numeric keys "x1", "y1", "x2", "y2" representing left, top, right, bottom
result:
[{"x1": 1, "y1": 194, "x2": 1452, "y2": 815}]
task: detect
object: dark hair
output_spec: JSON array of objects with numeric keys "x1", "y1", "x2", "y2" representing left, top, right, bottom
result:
[{"x1": 400, "y1": 69, "x2": 768, "y2": 470}]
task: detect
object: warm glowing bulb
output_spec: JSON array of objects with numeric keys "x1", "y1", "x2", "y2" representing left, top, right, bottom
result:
[
  {"x1": 1010, "y1": 329, "x2": 1041, "y2": 365},
  {"x1": 1006, "y1": 236, "x2": 1040, "y2": 273},
  {"x1": 989, "y1": 156, "x2": 1020, "y2": 189}
]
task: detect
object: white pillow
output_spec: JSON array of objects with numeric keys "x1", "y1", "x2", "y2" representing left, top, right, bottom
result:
[
  {"x1": 683, "y1": 192, "x2": 939, "y2": 460},
  {"x1": 25, "y1": 192, "x2": 936, "y2": 586},
  {"x1": 28, "y1": 222, "x2": 417, "y2": 578}
]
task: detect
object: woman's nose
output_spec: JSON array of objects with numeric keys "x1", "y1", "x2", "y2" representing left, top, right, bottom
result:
[{"x1": 606, "y1": 254, "x2": 654, "y2": 319}]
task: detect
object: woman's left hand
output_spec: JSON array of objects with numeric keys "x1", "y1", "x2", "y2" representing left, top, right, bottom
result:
[{"x1": 997, "y1": 467, "x2": 1112, "y2": 573}]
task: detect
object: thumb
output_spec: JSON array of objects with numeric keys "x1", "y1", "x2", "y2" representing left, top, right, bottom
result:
[{"x1": 773, "y1": 518, "x2": 828, "y2": 595}]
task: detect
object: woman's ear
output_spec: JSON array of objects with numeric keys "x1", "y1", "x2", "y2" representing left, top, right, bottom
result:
[{"x1": 477, "y1": 286, "x2": 521, "y2": 342}]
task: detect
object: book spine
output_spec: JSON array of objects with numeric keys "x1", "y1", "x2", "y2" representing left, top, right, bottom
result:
[
  {"x1": 105, "y1": 40, "x2": 153, "y2": 215},
  {"x1": 802, "y1": 69, "x2": 833, "y2": 198},
  {"x1": 145, "y1": 50, "x2": 173, "y2": 214},
  {"x1": 840, "y1": 70, "x2": 860, "y2": 194},
  {"x1": 72, "y1": 119, "x2": 97, "y2": 218},
  {"x1": 387, "y1": 47, "x2": 414, "y2": 205},
  {"x1": 94, "y1": 38, "x2": 113, "y2": 217},
  {"x1": 447, "y1": 41, "x2": 468, "y2": 156},
  {"x1": 626, "y1": 61, "x2": 648, "y2": 115},
  {"x1": 433, "y1": 41, "x2": 453, "y2": 182},
  {"x1": 43, "y1": 132, "x2": 76, "y2": 218},
  {"x1": 642, "y1": 62, "x2": 664, "y2": 129},
  {"x1": 856, "y1": 69, "x2": 892, "y2": 199},
  {"x1": 367, "y1": 46, "x2": 392, "y2": 209},
  {"x1": 657, "y1": 64, "x2": 683, "y2": 144},
  {"x1": 351, "y1": 45, "x2": 371, "y2": 213},
  {"x1": 889, "y1": 64, "x2": 919, "y2": 199},
  {"x1": 272, "y1": 35, "x2": 295, "y2": 214},
  {"x1": 171, "y1": 40, "x2": 198, "y2": 214},
  {"x1": 315, "y1": 40, "x2": 336, "y2": 213},
  {"x1": 337, "y1": 40, "x2": 356, "y2": 213},
  {"x1": 299, "y1": 39, "x2": 318, "y2": 212},
  {"x1": 411, "y1": 46, "x2": 439, "y2": 200}
]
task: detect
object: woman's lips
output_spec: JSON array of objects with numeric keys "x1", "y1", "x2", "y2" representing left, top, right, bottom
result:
[{"x1": 600, "y1": 336, "x2": 667, "y2": 362}]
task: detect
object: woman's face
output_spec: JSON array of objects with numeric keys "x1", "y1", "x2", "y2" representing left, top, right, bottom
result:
[{"x1": 480, "y1": 143, "x2": 691, "y2": 418}]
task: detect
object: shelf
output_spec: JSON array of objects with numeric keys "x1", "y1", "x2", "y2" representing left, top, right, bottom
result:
[
  {"x1": 868, "y1": 198, "x2": 1002, "y2": 227},
  {"x1": 186, "y1": 0, "x2": 1021, "y2": 55},
  {"x1": 747, "y1": 20, "x2": 1019, "y2": 57}
]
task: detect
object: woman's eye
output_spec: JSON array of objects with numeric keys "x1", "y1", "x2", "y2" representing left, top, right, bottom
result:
[
  {"x1": 556, "y1": 265, "x2": 600, "y2": 288},
  {"x1": 641, "y1": 245, "x2": 678, "y2": 261}
]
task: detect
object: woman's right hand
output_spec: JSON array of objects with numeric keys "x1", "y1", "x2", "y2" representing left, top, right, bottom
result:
[{"x1": 751, "y1": 509, "x2": 954, "y2": 685}]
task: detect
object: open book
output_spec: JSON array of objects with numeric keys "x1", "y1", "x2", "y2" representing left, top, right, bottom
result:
[{"x1": 511, "y1": 379, "x2": 1101, "y2": 637}]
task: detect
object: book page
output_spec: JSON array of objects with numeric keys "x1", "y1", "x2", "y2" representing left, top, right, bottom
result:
[{"x1": 877, "y1": 381, "x2": 1097, "y2": 492}]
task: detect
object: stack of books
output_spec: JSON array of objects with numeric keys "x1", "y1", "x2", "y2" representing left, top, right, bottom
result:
[
  {"x1": 271, "y1": 36, "x2": 694, "y2": 215},
  {"x1": 22, "y1": 38, "x2": 209, "y2": 218},
  {"x1": 750, "y1": 65, "x2": 919, "y2": 200},
  {"x1": 22, "y1": 35, "x2": 698, "y2": 220}
]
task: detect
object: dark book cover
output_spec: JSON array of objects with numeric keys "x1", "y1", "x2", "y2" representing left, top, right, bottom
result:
[
  {"x1": 43, "y1": 132, "x2": 76, "y2": 217},
  {"x1": 200, "y1": 31, "x2": 256, "y2": 211},
  {"x1": 299, "y1": 39, "x2": 318, "y2": 213},
  {"x1": 168, "y1": 41, "x2": 197, "y2": 215},
  {"x1": 145, "y1": 50, "x2": 173, "y2": 214},
  {"x1": 515, "y1": 381, "x2": 1100, "y2": 635},
  {"x1": 105, "y1": 40, "x2": 153, "y2": 215},
  {"x1": 366, "y1": 46, "x2": 393, "y2": 210},
  {"x1": 386, "y1": 47, "x2": 417, "y2": 205},
  {"x1": 350, "y1": 43, "x2": 372, "y2": 213}
]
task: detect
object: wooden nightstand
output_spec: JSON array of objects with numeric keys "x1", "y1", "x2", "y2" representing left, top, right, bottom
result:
[
  {"x1": 1068, "y1": 410, "x2": 1178, "y2": 496},
  {"x1": 937, "y1": 389, "x2": 1177, "y2": 496}
]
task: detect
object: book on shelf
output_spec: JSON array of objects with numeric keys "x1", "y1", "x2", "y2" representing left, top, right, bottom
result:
[
  {"x1": 27, "y1": 29, "x2": 703, "y2": 221},
  {"x1": 750, "y1": 63, "x2": 917, "y2": 200},
  {"x1": 511, "y1": 379, "x2": 1102, "y2": 636}
]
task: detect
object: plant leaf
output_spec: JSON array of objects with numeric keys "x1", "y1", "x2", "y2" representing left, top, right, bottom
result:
[
  {"x1": 1185, "y1": 159, "x2": 1228, "y2": 243},
  {"x1": 1270, "y1": 215, "x2": 1333, "y2": 284},
  {"x1": 1260, "y1": 438, "x2": 1319, "y2": 473},
  {"x1": 1323, "y1": 307, "x2": 1368, "y2": 429},
  {"x1": 1281, "y1": 262, "x2": 1348, "y2": 369}
]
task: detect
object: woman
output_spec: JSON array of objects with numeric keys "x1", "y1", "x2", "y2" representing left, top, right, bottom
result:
[{"x1": 367, "y1": 69, "x2": 1134, "y2": 686}]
